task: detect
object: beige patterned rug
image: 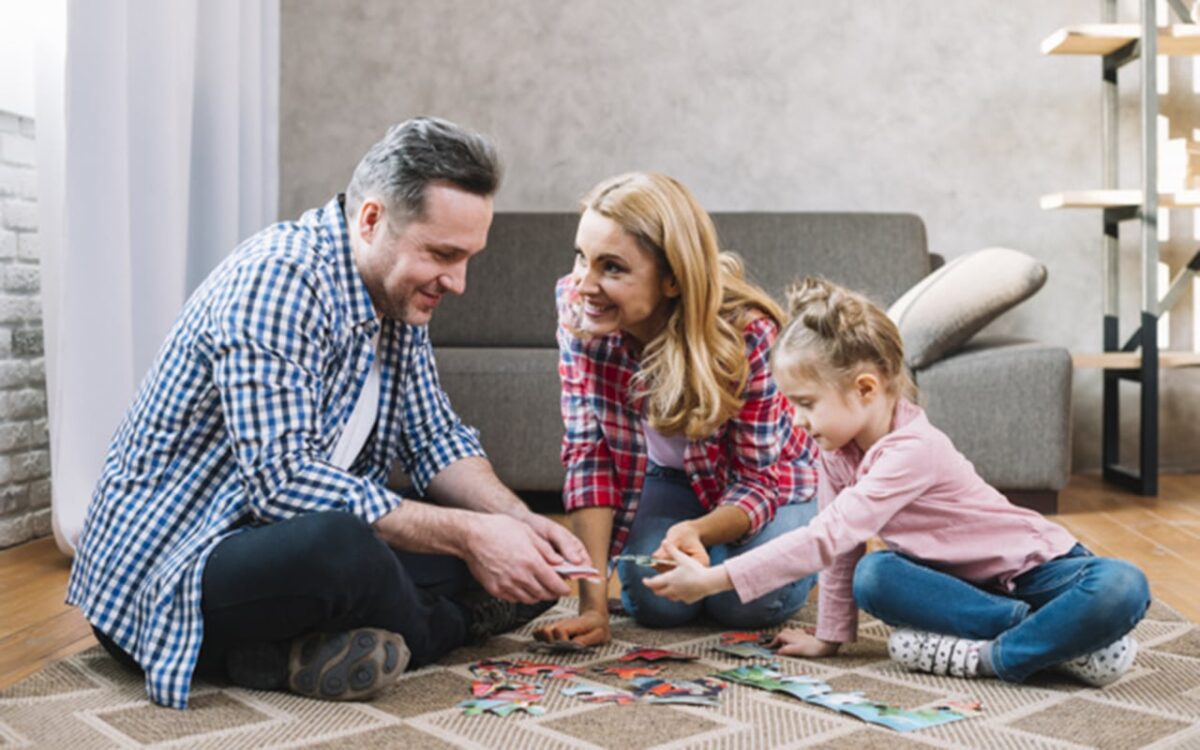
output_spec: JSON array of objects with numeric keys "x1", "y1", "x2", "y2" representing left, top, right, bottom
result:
[{"x1": 2, "y1": 598, "x2": 1199, "y2": 749}]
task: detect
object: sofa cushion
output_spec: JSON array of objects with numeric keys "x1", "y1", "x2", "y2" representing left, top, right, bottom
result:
[
  {"x1": 887, "y1": 247, "x2": 1047, "y2": 370},
  {"x1": 429, "y1": 212, "x2": 931, "y2": 348}
]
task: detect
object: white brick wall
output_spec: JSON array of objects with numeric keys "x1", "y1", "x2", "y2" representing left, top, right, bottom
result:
[{"x1": 0, "y1": 110, "x2": 50, "y2": 549}]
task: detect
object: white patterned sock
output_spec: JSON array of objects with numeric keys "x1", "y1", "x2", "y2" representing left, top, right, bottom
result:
[{"x1": 888, "y1": 628, "x2": 988, "y2": 679}]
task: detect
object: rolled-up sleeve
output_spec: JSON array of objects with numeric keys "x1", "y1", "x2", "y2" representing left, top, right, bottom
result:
[
  {"x1": 394, "y1": 330, "x2": 487, "y2": 495},
  {"x1": 211, "y1": 255, "x2": 402, "y2": 525}
]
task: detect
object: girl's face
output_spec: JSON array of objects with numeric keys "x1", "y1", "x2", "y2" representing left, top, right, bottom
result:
[
  {"x1": 572, "y1": 209, "x2": 679, "y2": 343},
  {"x1": 775, "y1": 364, "x2": 872, "y2": 453}
]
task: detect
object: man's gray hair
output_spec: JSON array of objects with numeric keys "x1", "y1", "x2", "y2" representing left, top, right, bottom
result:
[{"x1": 345, "y1": 117, "x2": 502, "y2": 227}]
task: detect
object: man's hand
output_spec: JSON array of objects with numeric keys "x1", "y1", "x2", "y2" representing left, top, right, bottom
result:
[
  {"x1": 767, "y1": 628, "x2": 841, "y2": 657},
  {"x1": 461, "y1": 513, "x2": 571, "y2": 604},
  {"x1": 533, "y1": 609, "x2": 611, "y2": 647},
  {"x1": 652, "y1": 520, "x2": 709, "y2": 566},
  {"x1": 643, "y1": 542, "x2": 732, "y2": 604},
  {"x1": 516, "y1": 511, "x2": 590, "y2": 566}
]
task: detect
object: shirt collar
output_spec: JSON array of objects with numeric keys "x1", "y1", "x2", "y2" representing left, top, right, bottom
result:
[{"x1": 322, "y1": 194, "x2": 379, "y2": 332}]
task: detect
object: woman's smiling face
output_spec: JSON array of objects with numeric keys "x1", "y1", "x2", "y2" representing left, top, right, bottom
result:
[{"x1": 572, "y1": 209, "x2": 677, "y2": 344}]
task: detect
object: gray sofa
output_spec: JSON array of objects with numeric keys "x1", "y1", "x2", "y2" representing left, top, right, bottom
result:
[{"x1": 422, "y1": 213, "x2": 1071, "y2": 513}]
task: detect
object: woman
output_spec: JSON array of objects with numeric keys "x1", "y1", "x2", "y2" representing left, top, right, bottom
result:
[{"x1": 534, "y1": 172, "x2": 820, "y2": 646}]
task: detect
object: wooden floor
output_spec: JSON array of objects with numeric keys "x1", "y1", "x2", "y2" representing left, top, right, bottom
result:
[{"x1": 1, "y1": 473, "x2": 1197, "y2": 691}]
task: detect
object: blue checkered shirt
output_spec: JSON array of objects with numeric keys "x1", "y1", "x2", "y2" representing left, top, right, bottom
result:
[{"x1": 66, "y1": 197, "x2": 485, "y2": 709}]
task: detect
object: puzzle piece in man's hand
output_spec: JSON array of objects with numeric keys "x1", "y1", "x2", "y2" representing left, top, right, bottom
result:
[
  {"x1": 562, "y1": 682, "x2": 637, "y2": 705},
  {"x1": 595, "y1": 664, "x2": 664, "y2": 680},
  {"x1": 554, "y1": 562, "x2": 604, "y2": 582},
  {"x1": 527, "y1": 639, "x2": 593, "y2": 655},
  {"x1": 613, "y1": 554, "x2": 678, "y2": 570},
  {"x1": 618, "y1": 646, "x2": 697, "y2": 662}
]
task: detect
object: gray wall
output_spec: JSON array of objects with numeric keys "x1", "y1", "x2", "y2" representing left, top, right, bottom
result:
[
  {"x1": 280, "y1": 0, "x2": 1200, "y2": 473},
  {"x1": 0, "y1": 109, "x2": 51, "y2": 547}
]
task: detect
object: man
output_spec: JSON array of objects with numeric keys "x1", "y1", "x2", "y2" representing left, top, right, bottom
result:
[{"x1": 67, "y1": 118, "x2": 588, "y2": 709}]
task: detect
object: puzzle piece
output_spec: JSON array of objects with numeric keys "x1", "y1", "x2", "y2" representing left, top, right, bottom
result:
[
  {"x1": 595, "y1": 664, "x2": 664, "y2": 680},
  {"x1": 613, "y1": 554, "x2": 678, "y2": 570},
  {"x1": 470, "y1": 659, "x2": 577, "y2": 681},
  {"x1": 618, "y1": 646, "x2": 697, "y2": 662},
  {"x1": 554, "y1": 562, "x2": 604, "y2": 582},
  {"x1": 470, "y1": 680, "x2": 544, "y2": 702},
  {"x1": 713, "y1": 663, "x2": 982, "y2": 733},
  {"x1": 713, "y1": 642, "x2": 777, "y2": 659},
  {"x1": 458, "y1": 698, "x2": 546, "y2": 717},
  {"x1": 719, "y1": 631, "x2": 771, "y2": 645},
  {"x1": 629, "y1": 676, "x2": 726, "y2": 707},
  {"x1": 562, "y1": 682, "x2": 638, "y2": 705}
]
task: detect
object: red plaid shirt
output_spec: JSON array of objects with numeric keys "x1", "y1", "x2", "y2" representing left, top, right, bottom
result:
[{"x1": 556, "y1": 276, "x2": 818, "y2": 559}]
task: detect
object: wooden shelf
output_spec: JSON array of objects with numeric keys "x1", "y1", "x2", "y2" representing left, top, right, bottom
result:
[
  {"x1": 1041, "y1": 190, "x2": 1200, "y2": 210},
  {"x1": 1042, "y1": 24, "x2": 1200, "y2": 55},
  {"x1": 1072, "y1": 351, "x2": 1200, "y2": 369}
]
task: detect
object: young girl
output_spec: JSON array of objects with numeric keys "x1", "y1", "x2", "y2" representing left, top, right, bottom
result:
[{"x1": 647, "y1": 276, "x2": 1151, "y2": 687}]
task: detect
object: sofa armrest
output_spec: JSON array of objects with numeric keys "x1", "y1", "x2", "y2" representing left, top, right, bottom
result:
[{"x1": 915, "y1": 337, "x2": 1072, "y2": 494}]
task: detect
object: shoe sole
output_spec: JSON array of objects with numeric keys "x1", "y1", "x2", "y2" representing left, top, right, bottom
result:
[{"x1": 288, "y1": 628, "x2": 410, "y2": 701}]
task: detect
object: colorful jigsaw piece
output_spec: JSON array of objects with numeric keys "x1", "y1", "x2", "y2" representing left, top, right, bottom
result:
[
  {"x1": 594, "y1": 664, "x2": 664, "y2": 680},
  {"x1": 457, "y1": 698, "x2": 546, "y2": 717},
  {"x1": 562, "y1": 682, "x2": 638, "y2": 705},
  {"x1": 629, "y1": 676, "x2": 726, "y2": 707},
  {"x1": 612, "y1": 554, "x2": 678, "y2": 570},
  {"x1": 527, "y1": 640, "x2": 593, "y2": 655},
  {"x1": 618, "y1": 646, "x2": 698, "y2": 663}
]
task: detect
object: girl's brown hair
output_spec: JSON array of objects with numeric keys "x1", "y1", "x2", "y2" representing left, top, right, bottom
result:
[{"x1": 775, "y1": 276, "x2": 917, "y2": 402}]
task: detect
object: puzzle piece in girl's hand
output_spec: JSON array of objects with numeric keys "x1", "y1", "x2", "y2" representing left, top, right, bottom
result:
[
  {"x1": 618, "y1": 646, "x2": 697, "y2": 662},
  {"x1": 554, "y1": 562, "x2": 604, "y2": 582},
  {"x1": 594, "y1": 664, "x2": 664, "y2": 680},
  {"x1": 562, "y1": 682, "x2": 638, "y2": 705},
  {"x1": 527, "y1": 640, "x2": 593, "y2": 655},
  {"x1": 613, "y1": 554, "x2": 678, "y2": 570}
]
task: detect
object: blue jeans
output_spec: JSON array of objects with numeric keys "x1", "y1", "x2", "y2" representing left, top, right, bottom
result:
[
  {"x1": 852, "y1": 544, "x2": 1151, "y2": 682},
  {"x1": 618, "y1": 464, "x2": 819, "y2": 629}
]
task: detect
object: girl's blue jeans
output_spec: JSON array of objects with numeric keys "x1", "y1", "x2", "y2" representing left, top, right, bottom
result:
[
  {"x1": 618, "y1": 463, "x2": 819, "y2": 629},
  {"x1": 852, "y1": 544, "x2": 1151, "y2": 682}
]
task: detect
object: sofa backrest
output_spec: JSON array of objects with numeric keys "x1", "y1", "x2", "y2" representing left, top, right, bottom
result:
[{"x1": 430, "y1": 212, "x2": 930, "y2": 348}]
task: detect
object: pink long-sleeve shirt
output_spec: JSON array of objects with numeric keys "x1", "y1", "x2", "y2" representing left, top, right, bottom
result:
[{"x1": 722, "y1": 399, "x2": 1077, "y2": 643}]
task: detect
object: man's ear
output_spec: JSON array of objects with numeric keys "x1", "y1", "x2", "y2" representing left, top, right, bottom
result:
[
  {"x1": 356, "y1": 198, "x2": 386, "y2": 245},
  {"x1": 854, "y1": 372, "x2": 882, "y2": 403}
]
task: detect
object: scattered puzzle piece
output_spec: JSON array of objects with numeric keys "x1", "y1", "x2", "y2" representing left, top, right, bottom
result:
[
  {"x1": 528, "y1": 640, "x2": 593, "y2": 655},
  {"x1": 618, "y1": 646, "x2": 698, "y2": 663},
  {"x1": 562, "y1": 682, "x2": 638, "y2": 705},
  {"x1": 458, "y1": 698, "x2": 546, "y2": 717},
  {"x1": 713, "y1": 642, "x2": 777, "y2": 659},
  {"x1": 612, "y1": 554, "x2": 678, "y2": 570},
  {"x1": 595, "y1": 664, "x2": 664, "y2": 680},
  {"x1": 714, "y1": 663, "x2": 982, "y2": 733}
]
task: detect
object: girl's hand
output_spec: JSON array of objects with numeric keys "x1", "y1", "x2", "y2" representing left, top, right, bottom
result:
[
  {"x1": 768, "y1": 627, "x2": 841, "y2": 657},
  {"x1": 644, "y1": 542, "x2": 731, "y2": 604},
  {"x1": 533, "y1": 609, "x2": 611, "y2": 647},
  {"x1": 652, "y1": 521, "x2": 709, "y2": 566}
]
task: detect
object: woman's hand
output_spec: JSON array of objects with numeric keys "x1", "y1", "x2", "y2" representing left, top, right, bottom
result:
[
  {"x1": 644, "y1": 542, "x2": 732, "y2": 604},
  {"x1": 652, "y1": 521, "x2": 709, "y2": 566},
  {"x1": 533, "y1": 608, "x2": 611, "y2": 647},
  {"x1": 768, "y1": 627, "x2": 841, "y2": 657}
]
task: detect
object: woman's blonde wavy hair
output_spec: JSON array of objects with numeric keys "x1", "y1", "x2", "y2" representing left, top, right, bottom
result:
[
  {"x1": 579, "y1": 172, "x2": 785, "y2": 440},
  {"x1": 774, "y1": 276, "x2": 918, "y2": 403}
]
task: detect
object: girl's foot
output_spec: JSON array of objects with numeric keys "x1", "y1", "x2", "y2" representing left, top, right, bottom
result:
[
  {"x1": 1055, "y1": 635, "x2": 1138, "y2": 687},
  {"x1": 888, "y1": 628, "x2": 988, "y2": 678}
]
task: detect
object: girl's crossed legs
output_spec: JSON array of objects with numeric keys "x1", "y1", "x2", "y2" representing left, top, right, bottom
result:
[{"x1": 852, "y1": 545, "x2": 1150, "y2": 682}]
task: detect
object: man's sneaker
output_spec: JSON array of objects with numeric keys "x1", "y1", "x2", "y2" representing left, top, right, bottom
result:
[
  {"x1": 1056, "y1": 635, "x2": 1138, "y2": 688},
  {"x1": 456, "y1": 590, "x2": 557, "y2": 644},
  {"x1": 888, "y1": 628, "x2": 988, "y2": 679},
  {"x1": 286, "y1": 628, "x2": 410, "y2": 701}
]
